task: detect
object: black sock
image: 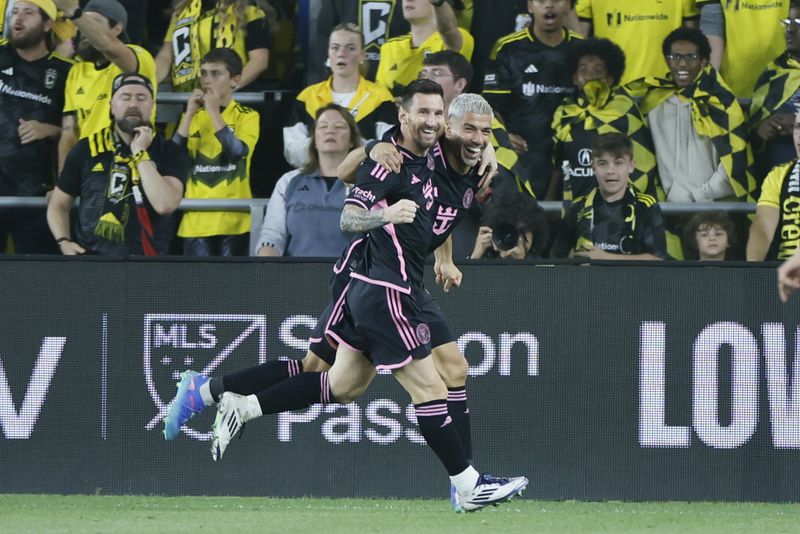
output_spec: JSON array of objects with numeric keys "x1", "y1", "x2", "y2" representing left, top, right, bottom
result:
[
  {"x1": 253, "y1": 371, "x2": 336, "y2": 414},
  {"x1": 217, "y1": 360, "x2": 304, "y2": 401},
  {"x1": 447, "y1": 387, "x2": 473, "y2": 462},
  {"x1": 415, "y1": 400, "x2": 469, "y2": 476}
]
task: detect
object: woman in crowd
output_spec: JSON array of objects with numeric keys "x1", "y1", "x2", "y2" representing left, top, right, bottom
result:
[
  {"x1": 256, "y1": 103, "x2": 361, "y2": 257},
  {"x1": 282, "y1": 22, "x2": 395, "y2": 169}
]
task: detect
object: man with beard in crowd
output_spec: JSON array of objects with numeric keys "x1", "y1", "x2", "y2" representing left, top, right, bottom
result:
[
  {"x1": 47, "y1": 73, "x2": 187, "y2": 256},
  {"x1": 0, "y1": 0, "x2": 72, "y2": 253},
  {"x1": 54, "y1": 0, "x2": 156, "y2": 171}
]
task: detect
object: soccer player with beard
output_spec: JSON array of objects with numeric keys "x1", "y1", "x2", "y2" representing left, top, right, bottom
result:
[
  {"x1": 164, "y1": 86, "x2": 527, "y2": 511},
  {"x1": 47, "y1": 73, "x2": 187, "y2": 256},
  {"x1": 53, "y1": 0, "x2": 157, "y2": 171},
  {"x1": 0, "y1": 0, "x2": 72, "y2": 253}
]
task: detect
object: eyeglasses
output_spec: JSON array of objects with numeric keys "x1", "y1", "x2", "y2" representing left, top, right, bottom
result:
[
  {"x1": 419, "y1": 68, "x2": 456, "y2": 80},
  {"x1": 665, "y1": 53, "x2": 701, "y2": 63},
  {"x1": 781, "y1": 18, "x2": 800, "y2": 28}
]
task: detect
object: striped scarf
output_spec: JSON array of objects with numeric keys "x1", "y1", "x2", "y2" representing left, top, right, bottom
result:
[
  {"x1": 630, "y1": 66, "x2": 757, "y2": 203},
  {"x1": 749, "y1": 51, "x2": 800, "y2": 129},
  {"x1": 552, "y1": 79, "x2": 661, "y2": 200},
  {"x1": 171, "y1": 0, "x2": 239, "y2": 92}
]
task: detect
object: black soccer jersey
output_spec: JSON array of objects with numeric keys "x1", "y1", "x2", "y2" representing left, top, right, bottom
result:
[
  {"x1": 58, "y1": 132, "x2": 189, "y2": 255},
  {"x1": 346, "y1": 143, "x2": 438, "y2": 293},
  {"x1": 483, "y1": 28, "x2": 581, "y2": 197},
  {"x1": 0, "y1": 40, "x2": 71, "y2": 195},
  {"x1": 427, "y1": 139, "x2": 482, "y2": 251}
]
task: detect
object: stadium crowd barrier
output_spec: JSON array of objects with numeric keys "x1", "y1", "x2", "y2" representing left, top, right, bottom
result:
[{"x1": 1, "y1": 258, "x2": 797, "y2": 501}]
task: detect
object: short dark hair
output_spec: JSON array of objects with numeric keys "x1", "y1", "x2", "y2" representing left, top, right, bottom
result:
[
  {"x1": 591, "y1": 132, "x2": 633, "y2": 159},
  {"x1": 567, "y1": 38, "x2": 626, "y2": 87},
  {"x1": 482, "y1": 191, "x2": 550, "y2": 256},
  {"x1": 423, "y1": 50, "x2": 474, "y2": 86},
  {"x1": 662, "y1": 27, "x2": 711, "y2": 61},
  {"x1": 683, "y1": 211, "x2": 736, "y2": 254},
  {"x1": 202, "y1": 48, "x2": 244, "y2": 77},
  {"x1": 399, "y1": 79, "x2": 444, "y2": 109}
]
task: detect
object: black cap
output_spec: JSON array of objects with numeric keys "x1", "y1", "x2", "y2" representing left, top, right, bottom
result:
[
  {"x1": 111, "y1": 73, "x2": 154, "y2": 97},
  {"x1": 84, "y1": 0, "x2": 128, "y2": 29}
]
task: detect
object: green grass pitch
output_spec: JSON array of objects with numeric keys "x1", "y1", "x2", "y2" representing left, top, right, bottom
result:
[{"x1": 2, "y1": 495, "x2": 798, "y2": 534}]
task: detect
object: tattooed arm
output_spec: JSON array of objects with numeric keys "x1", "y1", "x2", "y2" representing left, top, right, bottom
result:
[{"x1": 340, "y1": 200, "x2": 418, "y2": 233}]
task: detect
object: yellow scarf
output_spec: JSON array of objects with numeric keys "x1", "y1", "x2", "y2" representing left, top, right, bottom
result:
[{"x1": 171, "y1": 0, "x2": 239, "y2": 91}]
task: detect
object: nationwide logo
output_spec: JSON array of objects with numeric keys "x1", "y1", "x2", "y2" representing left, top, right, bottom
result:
[
  {"x1": 522, "y1": 82, "x2": 570, "y2": 97},
  {"x1": 524, "y1": 64, "x2": 538, "y2": 74},
  {"x1": 606, "y1": 11, "x2": 668, "y2": 27},
  {"x1": 0, "y1": 80, "x2": 52, "y2": 105},
  {"x1": 143, "y1": 314, "x2": 267, "y2": 440}
]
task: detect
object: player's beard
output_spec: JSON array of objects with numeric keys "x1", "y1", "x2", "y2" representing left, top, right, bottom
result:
[
  {"x1": 9, "y1": 25, "x2": 46, "y2": 51},
  {"x1": 116, "y1": 114, "x2": 148, "y2": 135}
]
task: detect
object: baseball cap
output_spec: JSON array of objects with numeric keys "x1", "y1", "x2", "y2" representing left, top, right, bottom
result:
[
  {"x1": 83, "y1": 0, "x2": 128, "y2": 30},
  {"x1": 111, "y1": 73, "x2": 154, "y2": 97}
]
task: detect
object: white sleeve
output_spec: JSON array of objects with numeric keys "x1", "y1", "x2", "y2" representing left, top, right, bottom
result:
[
  {"x1": 282, "y1": 122, "x2": 311, "y2": 169},
  {"x1": 256, "y1": 170, "x2": 301, "y2": 255}
]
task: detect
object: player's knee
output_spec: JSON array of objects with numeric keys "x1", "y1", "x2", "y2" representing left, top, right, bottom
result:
[{"x1": 442, "y1": 356, "x2": 468, "y2": 387}]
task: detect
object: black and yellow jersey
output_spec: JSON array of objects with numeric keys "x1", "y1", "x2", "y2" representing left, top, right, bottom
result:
[
  {"x1": 758, "y1": 159, "x2": 800, "y2": 260},
  {"x1": 483, "y1": 27, "x2": 582, "y2": 198},
  {"x1": 696, "y1": 0, "x2": 789, "y2": 97},
  {"x1": 0, "y1": 39, "x2": 72, "y2": 195},
  {"x1": 178, "y1": 100, "x2": 260, "y2": 238},
  {"x1": 165, "y1": 0, "x2": 271, "y2": 92},
  {"x1": 576, "y1": 0, "x2": 699, "y2": 84},
  {"x1": 375, "y1": 28, "x2": 475, "y2": 96},
  {"x1": 64, "y1": 45, "x2": 157, "y2": 139}
]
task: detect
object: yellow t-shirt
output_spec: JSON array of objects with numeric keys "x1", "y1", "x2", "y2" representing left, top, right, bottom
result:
[
  {"x1": 696, "y1": 0, "x2": 789, "y2": 97},
  {"x1": 63, "y1": 45, "x2": 157, "y2": 139},
  {"x1": 375, "y1": 28, "x2": 475, "y2": 95},
  {"x1": 758, "y1": 160, "x2": 800, "y2": 259},
  {"x1": 577, "y1": 0, "x2": 699, "y2": 84},
  {"x1": 178, "y1": 100, "x2": 260, "y2": 238}
]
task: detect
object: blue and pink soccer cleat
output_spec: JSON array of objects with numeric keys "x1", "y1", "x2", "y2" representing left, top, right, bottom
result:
[{"x1": 163, "y1": 370, "x2": 209, "y2": 440}]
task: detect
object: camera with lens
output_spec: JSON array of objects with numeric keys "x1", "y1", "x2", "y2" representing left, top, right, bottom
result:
[{"x1": 491, "y1": 222, "x2": 520, "y2": 252}]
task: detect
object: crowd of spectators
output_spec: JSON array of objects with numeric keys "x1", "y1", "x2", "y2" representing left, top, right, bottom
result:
[{"x1": 0, "y1": 0, "x2": 798, "y2": 261}]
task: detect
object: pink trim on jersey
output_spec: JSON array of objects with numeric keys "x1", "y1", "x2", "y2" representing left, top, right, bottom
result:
[
  {"x1": 432, "y1": 141, "x2": 447, "y2": 169},
  {"x1": 288, "y1": 360, "x2": 301, "y2": 377},
  {"x1": 345, "y1": 198, "x2": 369, "y2": 210},
  {"x1": 375, "y1": 355, "x2": 413, "y2": 371},
  {"x1": 349, "y1": 272, "x2": 411, "y2": 295},
  {"x1": 386, "y1": 287, "x2": 419, "y2": 350},
  {"x1": 325, "y1": 281, "x2": 350, "y2": 334},
  {"x1": 307, "y1": 337, "x2": 323, "y2": 343},
  {"x1": 325, "y1": 329, "x2": 361, "y2": 353},
  {"x1": 370, "y1": 163, "x2": 390, "y2": 181},
  {"x1": 377, "y1": 199, "x2": 409, "y2": 282},
  {"x1": 333, "y1": 237, "x2": 364, "y2": 274}
]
